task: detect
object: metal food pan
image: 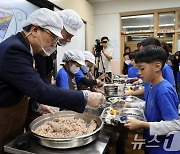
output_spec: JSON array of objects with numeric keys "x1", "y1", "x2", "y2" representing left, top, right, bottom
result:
[
  {"x1": 114, "y1": 108, "x2": 146, "y2": 123},
  {"x1": 30, "y1": 111, "x2": 103, "y2": 149},
  {"x1": 104, "y1": 84, "x2": 118, "y2": 96},
  {"x1": 122, "y1": 108, "x2": 144, "y2": 116},
  {"x1": 124, "y1": 96, "x2": 144, "y2": 103}
]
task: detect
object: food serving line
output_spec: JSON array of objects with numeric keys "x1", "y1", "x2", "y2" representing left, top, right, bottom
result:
[
  {"x1": 4, "y1": 110, "x2": 127, "y2": 154},
  {"x1": 4, "y1": 77, "x2": 144, "y2": 154}
]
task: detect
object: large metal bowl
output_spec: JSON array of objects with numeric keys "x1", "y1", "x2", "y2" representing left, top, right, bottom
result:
[{"x1": 30, "y1": 111, "x2": 103, "y2": 149}]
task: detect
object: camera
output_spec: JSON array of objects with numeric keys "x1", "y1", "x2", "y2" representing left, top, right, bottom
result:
[{"x1": 94, "y1": 39, "x2": 103, "y2": 57}]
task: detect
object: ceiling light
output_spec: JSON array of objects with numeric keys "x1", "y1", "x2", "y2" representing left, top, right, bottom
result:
[{"x1": 122, "y1": 14, "x2": 153, "y2": 19}]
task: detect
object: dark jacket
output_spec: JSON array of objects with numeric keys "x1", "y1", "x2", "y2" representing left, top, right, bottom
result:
[{"x1": 0, "y1": 32, "x2": 86, "y2": 113}]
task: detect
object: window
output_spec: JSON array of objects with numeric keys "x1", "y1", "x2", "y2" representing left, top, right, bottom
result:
[
  {"x1": 159, "y1": 13, "x2": 175, "y2": 32},
  {"x1": 121, "y1": 14, "x2": 154, "y2": 34}
]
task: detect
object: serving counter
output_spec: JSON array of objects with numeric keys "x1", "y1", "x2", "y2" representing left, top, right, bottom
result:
[{"x1": 4, "y1": 108, "x2": 128, "y2": 154}]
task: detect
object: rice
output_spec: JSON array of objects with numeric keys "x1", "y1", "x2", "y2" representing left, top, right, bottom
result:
[{"x1": 34, "y1": 116, "x2": 97, "y2": 138}]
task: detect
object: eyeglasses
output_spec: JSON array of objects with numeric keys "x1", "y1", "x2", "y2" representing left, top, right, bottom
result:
[
  {"x1": 43, "y1": 29, "x2": 59, "y2": 45},
  {"x1": 102, "y1": 41, "x2": 108, "y2": 43}
]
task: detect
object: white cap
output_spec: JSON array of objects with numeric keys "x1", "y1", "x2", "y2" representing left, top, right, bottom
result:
[
  {"x1": 22, "y1": 8, "x2": 63, "y2": 38},
  {"x1": 84, "y1": 51, "x2": 95, "y2": 65},
  {"x1": 57, "y1": 9, "x2": 83, "y2": 35},
  {"x1": 62, "y1": 49, "x2": 85, "y2": 66}
]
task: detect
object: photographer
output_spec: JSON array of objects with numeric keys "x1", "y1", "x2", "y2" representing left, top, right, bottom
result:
[{"x1": 97, "y1": 36, "x2": 113, "y2": 80}]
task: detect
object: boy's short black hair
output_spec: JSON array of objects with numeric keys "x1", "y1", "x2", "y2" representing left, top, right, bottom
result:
[
  {"x1": 129, "y1": 51, "x2": 136, "y2": 60},
  {"x1": 135, "y1": 45, "x2": 167, "y2": 70},
  {"x1": 101, "y1": 36, "x2": 109, "y2": 42},
  {"x1": 140, "y1": 37, "x2": 161, "y2": 47}
]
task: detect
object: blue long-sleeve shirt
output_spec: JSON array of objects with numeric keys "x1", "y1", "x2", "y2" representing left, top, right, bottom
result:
[{"x1": 56, "y1": 67, "x2": 70, "y2": 89}]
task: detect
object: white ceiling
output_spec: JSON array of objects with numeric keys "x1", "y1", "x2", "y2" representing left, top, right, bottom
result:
[{"x1": 87, "y1": 0, "x2": 118, "y2": 4}]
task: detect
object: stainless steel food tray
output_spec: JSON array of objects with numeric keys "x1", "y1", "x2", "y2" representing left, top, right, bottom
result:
[
  {"x1": 118, "y1": 108, "x2": 146, "y2": 123},
  {"x1": 100, "y1": 106, "x2": 121, "y2": 126},
  {"x1": 30, "y1": 111, "x2": 103, "y2": 149},
  {"x1": 123, "y1": 96, "x2": 144, "y2": 103},
  {"x1": 107, "y1": 96, "x2": 144, "y2": 104},
  {"x1": 100, "y1": 107, "x2": 146, "y2": 125}
]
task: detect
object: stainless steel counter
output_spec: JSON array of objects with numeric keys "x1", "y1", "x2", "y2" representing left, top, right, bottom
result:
[
  {"x1": 4, "y1": 126, "x2": 120, "y2": 154},
  {"x1": 4, "y1": 108, "x2": 127, "y2": 154}
]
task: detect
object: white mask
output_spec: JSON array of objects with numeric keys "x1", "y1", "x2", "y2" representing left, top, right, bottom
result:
[
  {"x1": 81, "y1": 65, "x2": 89, "y2": 74},
  {"x1": 45, "y1": 46, "x2": 57, "y2": 56},
  {"x1": 70, "y1": 64, "x2": 80, "y2": 74},
  {"x1": 125, "y1": 60, "x2": 131, "y2": 65},
  {"x1": 36, "y1": 31, "x2": 57, "y2": 56}
]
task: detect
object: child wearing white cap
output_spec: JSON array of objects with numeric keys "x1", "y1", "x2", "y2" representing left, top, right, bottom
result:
[
  {"x1": 75, "y1": 51, "x2": 106, "y2": 91},
  {"x1": 56, "y1": 49, "x2": 85, "y2": 89}
]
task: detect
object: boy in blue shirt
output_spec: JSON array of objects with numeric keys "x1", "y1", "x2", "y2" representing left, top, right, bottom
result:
[
  {"x1": 125, "y1": 37, "x2": 176, "y2": 100},
  {"x1": 124, "y1": 45, "x2": 179, "y2": 154},
  {"x1": 56, "y1": 49, "x2": 85, "y2": 89},
  {"x1": 128, "y1": 51, "x2": 140, "y2": 78}
]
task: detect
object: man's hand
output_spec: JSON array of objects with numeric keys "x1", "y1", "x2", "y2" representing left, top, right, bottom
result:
[
  {"x1": 37, "y1": 104, "x2": 55, "y2": 115},
  {"x1": 87, "y1": 92, "x2": 105, "y2": 108}
]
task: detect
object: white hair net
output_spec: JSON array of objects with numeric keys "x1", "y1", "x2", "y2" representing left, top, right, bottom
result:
[
  {"x1": 57, "y1": 9, "x2": 83, "y2": 35},
  {"x1": 84, "y1": 51, "x2": 95, "y2": 65},
  {"x1": 22, "y1": 8, "x2": 63, "y2": 38},
  {"x1": 62, "y1": 49, "x2": 85, "y2": 66}
]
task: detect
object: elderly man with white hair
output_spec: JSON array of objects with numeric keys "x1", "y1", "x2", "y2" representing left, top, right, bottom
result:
[{"x1": 0, "y1": 8, "x2": 105, "y2": 153}]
